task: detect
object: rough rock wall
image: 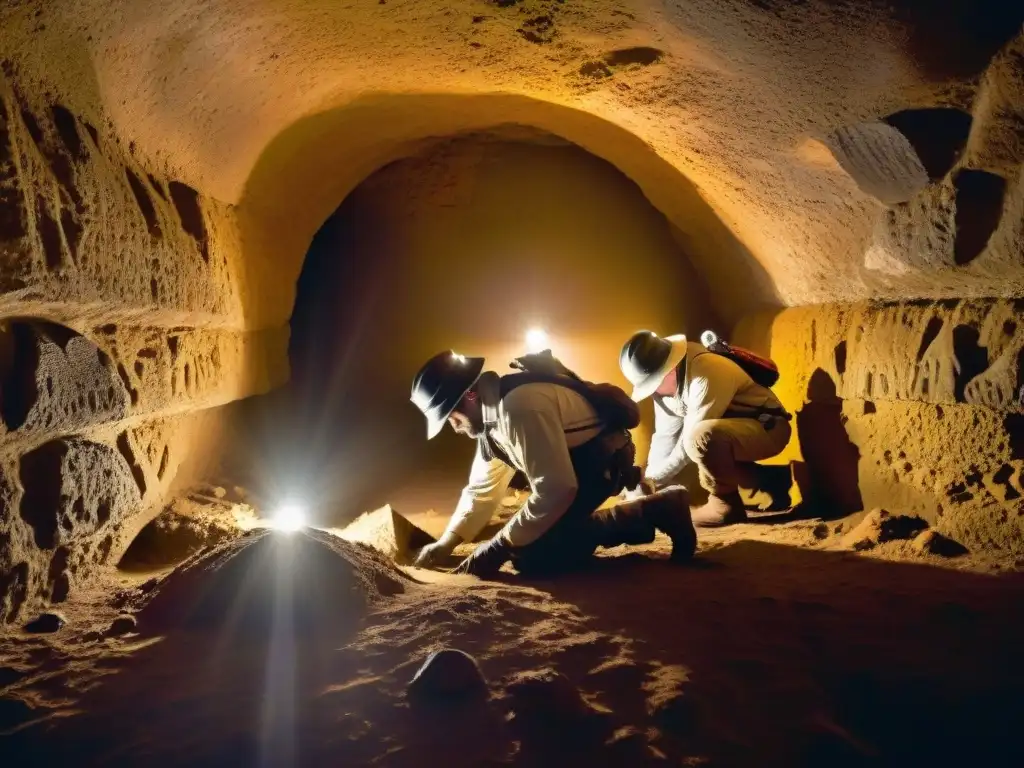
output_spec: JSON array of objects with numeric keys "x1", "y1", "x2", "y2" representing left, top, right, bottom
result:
[
  {"x1": 5, "y1": 2, "x2": 1023, "y2": 329},
  {"x1": 739, "y1": 300, "x2": 1024, "y2": 555},
  {"x1": 0, "y1": 73, "x2": 286, "y2": 622}
]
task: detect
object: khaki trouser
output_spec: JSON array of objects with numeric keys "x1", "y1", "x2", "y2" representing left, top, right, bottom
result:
[
  {"x1": 511, "y1": 432, "x2": 657, "y2": 576},
  {"x1": 685, "y1": 417, "x2": 792, "y2": 496}
]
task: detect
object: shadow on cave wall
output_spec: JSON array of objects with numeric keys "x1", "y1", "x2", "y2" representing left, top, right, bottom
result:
[{"x1": 793, "y1": 368, "x2": 864, "y2": 519}]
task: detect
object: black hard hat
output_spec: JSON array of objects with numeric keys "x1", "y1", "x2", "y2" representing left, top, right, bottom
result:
[
  {"x1": 618, "y1": 331, "x2": 687, "y2": 402},
  {"x1": 411, "y1": 351, "x2": 485, "y2": 439}
]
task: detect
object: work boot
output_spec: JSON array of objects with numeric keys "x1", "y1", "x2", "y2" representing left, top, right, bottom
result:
[
  {"x1": 596, "y1": 497, "x2": 658, "y2": 547},
  {"x1": 690, "y1": 491, "x2": 747, "y2": 528},
  {"x1": 641, "y1": 486, "x2": 698, "y2": 562},
  {"x1": 737, "y1": 462, "x2": 792, "y2": 512}
]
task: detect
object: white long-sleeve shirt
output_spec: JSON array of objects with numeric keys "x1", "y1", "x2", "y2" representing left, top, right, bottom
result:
[
  {"x1": 444, "y1": 373, "x2": 604, "y2": 547},
  {"x1": 646, "y1": 342, "x2": 784, "y2": 486}
]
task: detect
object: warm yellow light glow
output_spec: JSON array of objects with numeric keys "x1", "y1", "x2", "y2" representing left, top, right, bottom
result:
[
  {"x1": 271, "y1": 504, "x2": 307, "y2": 533},
  {"x1": 525, "y1": 327, "x2": 549, "y2": 353}
]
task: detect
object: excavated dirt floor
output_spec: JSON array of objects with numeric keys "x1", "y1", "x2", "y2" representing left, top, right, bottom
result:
[{"x1": 1, "y1": 498, "x2": 1022, "y2": 767}]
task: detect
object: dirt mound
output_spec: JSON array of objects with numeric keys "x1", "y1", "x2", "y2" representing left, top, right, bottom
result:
[
  {"x1": 118, "y1": 496, "x2": 256, "y2": 571},
  {"x1": 339, "y1": 505, "x2": 436, "y2": 565},
  {"x1": 136, "y1": 528, "x2": 413, "y2": 635}
]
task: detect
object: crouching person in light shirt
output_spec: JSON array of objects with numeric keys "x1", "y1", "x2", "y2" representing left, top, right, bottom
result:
[
  {"x1": 619, "y1": 331, "x2": 792, "y2": 527},
  {"x1": 409, "y1": 350, "x2": 697, "y2": 578}
]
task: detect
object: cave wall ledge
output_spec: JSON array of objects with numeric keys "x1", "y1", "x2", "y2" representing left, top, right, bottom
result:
[{"x1": 737, "y1": 298, "x2": 1024, "y2": 557}]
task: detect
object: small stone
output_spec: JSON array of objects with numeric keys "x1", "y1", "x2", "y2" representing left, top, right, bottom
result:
[
  {"x1": 841, "y1": 509, "x2": 886, "y2": 550},
  {"x1": 812, "y1": 522, "x2": 830, "y2": 540},
  {"x1": 407, "y1": 648, "x2": 487, "y2": 701},
  {"x1": 912, "y1": 530, "x2": 969, "y2": 557},
  {"x1": 842, "y1": 508, "x2": 927, "y2": 550},
  {"x1": 24, "y1": 612, "x2": 65, "y2": 634},
  {"x1": 107, "y1": 614, "x2": 137, "y2": 636},
  {"x1": 506, "y1": 668, "x2": 589, "y2": 723},
  {"x1": 212, "y1": 486, "x2": 227, "y2": 499}
]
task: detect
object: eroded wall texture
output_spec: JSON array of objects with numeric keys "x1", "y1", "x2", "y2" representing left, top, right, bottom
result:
[
  {"x1": 736, "y1": 300, "x2": 1024, "y2": 555},
  {"x1": 1, "y1": 0, "x2": 1023, "y2": 618},
  {"x1": 0, "y1": 75, "x2": 285, "y2": 622}
]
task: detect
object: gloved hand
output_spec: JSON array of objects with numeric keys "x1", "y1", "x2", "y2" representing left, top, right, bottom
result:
[
  {"x1": 453, "y1": 536, "x2": 512, "y2": 579},
  {"x1": 622, "y1": 477, "x2": 658, "y2": 502},
  {"x1": 413, "y1": 531, "x2": 463, "y2": 569}
]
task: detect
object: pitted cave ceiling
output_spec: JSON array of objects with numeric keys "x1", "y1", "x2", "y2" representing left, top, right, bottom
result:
[{"x1": 0, "y1": 0, "x2": 1023, "y2": 620}]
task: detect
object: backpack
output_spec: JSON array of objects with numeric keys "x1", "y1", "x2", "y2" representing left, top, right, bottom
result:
[
  {"x1": 505, "y1": 350, "x2": 641, "y2": 431},
  {"x1": 700, "y1": 330, "x2": 780, "y2": 389}
]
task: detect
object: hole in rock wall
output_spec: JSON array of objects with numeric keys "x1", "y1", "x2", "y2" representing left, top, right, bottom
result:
[
  {"x1": 35, "y1": 193, "x2": 63, "y2": 271},
  {"x1": 2, "y1": 429, "x2": 145, "y2": 621},
  {"x1": 125, "y1": 168, "x2": 161, "y2": 238},
  {"x1": 952, "y1": 169, "x2": 1006, "y2": 265},
  {"x1": 49, "y1": 105, "x2": 83, "y2": 160},
  {"x1": 892, "y1": 0, "x2": 1024, "y2": 79},
  {"x1": 19, "y1": 439, "x2": 70, "y2": 550},
  {"x1": 233, "y1": 128, "x2": 721, "y2": 522},
  {"x1": 47, "y1": 545, "x2": 71, "y2": 603},
  {"x1": 833, "y1": 341, "x2": 847, "y2": 376},
  {"x1": 881, "y1": 108, "x2": 972, "y2": 181},
  {"x1": 0, "y1": 320, "x2": 41, "y2": 429},
  {"x1": 604, "y1": 46, "x2": 663, "y2": 67},
  {"x1": 0, "y1": 319, "x2": 129, "y2": 433},
  {"x1": 916, "y1": 316, "x2": 944, "y2": 362},
  {"x1": 116, "y1": 431, "x2": 148, "y2": 497},
  {"x1": 168, "y1": 181, "x2": 209, "y2": 263},
  {"x1": 824, "y1": 107, "x2": 973, "y2": 205},
  {"x1": 952, "y1": 324, "x2": 989, "y2": 403}
]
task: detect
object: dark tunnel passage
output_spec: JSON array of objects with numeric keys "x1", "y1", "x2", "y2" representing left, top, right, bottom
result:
[{"x1": 245, "y1": 128, "x2": 722, "y2": 524}]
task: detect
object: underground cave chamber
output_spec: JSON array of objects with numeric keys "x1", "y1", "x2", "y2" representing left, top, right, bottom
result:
[
  {"x1": 236, "y1": 126, "x2": 726, "y2": 523},
  {"x1": 1, "y1": 1, "x2": 1024, "y2": 763},
  {"x1": 1, "y1": 82, "x2": 1023, "y2": 619}
]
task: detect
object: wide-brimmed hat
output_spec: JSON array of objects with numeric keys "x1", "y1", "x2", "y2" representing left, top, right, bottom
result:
[
  {"x1": 618, "y1": 331, "x2": 687, "y2": 402},
  {"x1": 411, "y1": 351, "x2": 485, "y2": 438}
]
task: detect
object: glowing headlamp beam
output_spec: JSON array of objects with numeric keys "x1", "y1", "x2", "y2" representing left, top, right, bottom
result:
[
  {"x1": 270, "y1": 504, "x2": 307, "y2": 533},
  {"x1": 525, "y1": 327, "x2": 549, "y2": 353}
]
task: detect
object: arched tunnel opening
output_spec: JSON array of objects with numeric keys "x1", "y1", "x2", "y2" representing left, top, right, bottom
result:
[
  {"x1": 2, "y1": 1, "x2": 1024, "y2": 765},
  {"x1": 240, "y1": 125, "x2": 720, "y2": 524}
]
